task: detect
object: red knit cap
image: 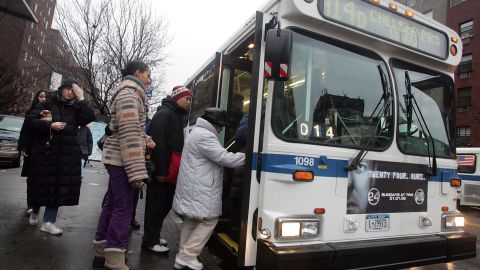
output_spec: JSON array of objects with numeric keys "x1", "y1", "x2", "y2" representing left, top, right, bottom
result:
[{"x1": 171, "y1": 85, "x2": 192, "y2": 101}]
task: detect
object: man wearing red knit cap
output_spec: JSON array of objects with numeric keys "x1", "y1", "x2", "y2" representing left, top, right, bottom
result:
[{"x1": 142, "y1": 85, "x2": 192, "y2": 254}]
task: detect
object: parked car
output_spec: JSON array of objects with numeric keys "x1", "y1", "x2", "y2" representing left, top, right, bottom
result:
[{"x1": 0, "y1": 114, "x2": 24, "y2": 167}]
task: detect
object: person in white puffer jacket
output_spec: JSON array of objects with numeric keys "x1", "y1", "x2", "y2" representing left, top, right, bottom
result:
[{"x1": 173, "y1": 108, "x2": 245, "y2": 270}]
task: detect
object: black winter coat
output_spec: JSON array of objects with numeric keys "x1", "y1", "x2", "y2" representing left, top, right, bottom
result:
[
  {"x1": 18, "y1": 110, "x2": 35, "y2": 177},
  {"x1": 148, "y1": 97, "x2": 188, "y2": 178},
  {"x1": 25, "y1": 95, "x2": 95, "y2": 207}
]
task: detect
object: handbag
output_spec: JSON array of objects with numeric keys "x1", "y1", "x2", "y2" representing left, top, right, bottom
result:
[
  {"x1": 97, "y1": 134, "x2": 107, "y2": 151},
  {"x1": 164, "y1": 151, "x2": 181, "y2": 185},
  {"x1": 97, "y1": 125, "x2": 113, "y2": 151}
]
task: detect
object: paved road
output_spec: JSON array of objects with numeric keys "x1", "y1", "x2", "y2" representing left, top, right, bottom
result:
[{"x1": 0, "y1": 162, "x2": 184, "y2": 270}]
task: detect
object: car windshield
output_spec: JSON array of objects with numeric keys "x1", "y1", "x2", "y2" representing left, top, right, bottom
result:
[
  {"x1": 392, "y1": 59, "x2": 455, "y2": 158},
  {"x1": 0, "y1": 115, "x2": 24, "y2": 132},
  {"x1": 271, "y1": 31, "x2": 393, "y2": 150}
]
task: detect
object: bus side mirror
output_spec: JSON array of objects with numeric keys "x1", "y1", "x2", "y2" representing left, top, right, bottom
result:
[{"x1": 264, "y1": 29, "x2": 293, "y2": 81}]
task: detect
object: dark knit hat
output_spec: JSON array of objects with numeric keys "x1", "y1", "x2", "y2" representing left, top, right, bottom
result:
[
  {"x1": 171, "y1": 85, "x2": 192, "y2": 101},
  {"x1": 58, "y1": 79, "x2": 79, "y2": 91},
  {"x1": 201, "y1": 108, "x2": 227, "y2": 127}
]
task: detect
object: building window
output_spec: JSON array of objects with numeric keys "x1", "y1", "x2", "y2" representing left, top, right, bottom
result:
[
  {"x1": 423, "y1": 10, "x2": 433, "y2": 19},
  {"x1": 24, "y1": 51, "x2": 28, "y2": 62},
  {"x1": 27, "y1": 34, "x2": 31, "y2": 44},
  {"x1": 457, "y1": 126, "x2": 471, "y2": 137},
  {"x1": 46, "y1": 21, "x2": 49, "y2": 29},
  {"x1": 450, "y1": 0, "x2": 468, "y2": 8},
  {"x1": 460, "y1": 20, "x2": 473, "y2": 39},
  {"x1": 34, "y1": 4, "x2": 38, "y2": 13},
  {"x1": 48, "y1": 7, "x2": 51, "y2": 16},
  {"x1": 457, "y1": 87, "x2": 471, "y2": 111},
  {"x1": 458, "y1": 54, "x2": 473, "y2": 78}
]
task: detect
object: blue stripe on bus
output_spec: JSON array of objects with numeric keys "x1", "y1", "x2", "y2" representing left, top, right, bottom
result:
[
  {"x1": 458, "y1": 174, "x2": 480, "y2": 182},
  {"x1": 252, "y1": 153, "x2": 456, "y2": 182}
]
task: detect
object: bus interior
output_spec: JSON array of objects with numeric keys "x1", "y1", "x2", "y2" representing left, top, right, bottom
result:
[{"x1": 184, "y1": 32, "x2": 257, "y2": 263}]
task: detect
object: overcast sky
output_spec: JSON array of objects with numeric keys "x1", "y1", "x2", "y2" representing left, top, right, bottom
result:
[{"x1": 152, "y1": 0, "x2": 262, "y2": 93}]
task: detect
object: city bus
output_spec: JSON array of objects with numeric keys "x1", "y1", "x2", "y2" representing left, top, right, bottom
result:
[
  {"x1": 457, "y1": 147, "x2": 480, "y2": 209},
  {"x1": 182, "y1": 0, "x2": 476, "y2": 269}
]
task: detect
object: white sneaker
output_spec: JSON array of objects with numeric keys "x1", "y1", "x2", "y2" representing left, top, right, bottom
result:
[
  {"x1": 26, "y1": 208, "x2": 33, "y2": 217},
  {"x1": 146, "y1": 244, "x2": 169, "y2": 253},
  {"x1": 40, "y1": 222, "x2": 63, "y2": 235},
  {"x1": 174, "y1": 257, "x2": 203, "y2": 270},
  {"x1": 29, "y1": 213, "x2": 38, "y2": 226},
  {"x1": 160, "y1": 238, "x2": 168, "y2": 246}
]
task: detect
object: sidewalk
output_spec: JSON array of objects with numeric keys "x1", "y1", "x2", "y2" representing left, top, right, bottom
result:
[{"x1": 0, "y1": 162, "x2": 189, "y2": 270}]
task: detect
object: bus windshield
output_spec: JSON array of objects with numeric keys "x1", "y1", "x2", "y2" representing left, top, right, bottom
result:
[
  {"x1": 272, "y1": 31, "x2": 393, "y2": 150},
  {"x1": 392, "y1": 59, "x2": 455, "y2": 158}
]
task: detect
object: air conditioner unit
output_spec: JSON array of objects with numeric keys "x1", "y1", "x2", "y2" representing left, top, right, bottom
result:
[
  {"x1": 461, "y1": 33, "x2": 473, "y2": 39},
  {"x1": 459, "y1": 72, "x2": 471, "y2": 79}
]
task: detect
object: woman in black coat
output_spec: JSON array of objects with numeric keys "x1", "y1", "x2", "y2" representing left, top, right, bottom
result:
[
  {"x1": 18, "y1": 89, "x2": 47, "y2": 177},
  {"x1": 18, "y1": 89, "x2": 47, "y2": 216},
  {"x1": 25, "y1": 79, "x2": 95, "y2": 235}
]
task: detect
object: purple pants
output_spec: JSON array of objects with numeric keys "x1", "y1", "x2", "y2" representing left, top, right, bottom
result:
[{"x1": 95, "y1": 164, "x2": 135, "y2": 250}]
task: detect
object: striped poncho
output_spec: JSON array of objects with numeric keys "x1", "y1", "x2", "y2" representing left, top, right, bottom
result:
[{"x1": 102, "y1": 77, "x2": 148, "y2": 182}]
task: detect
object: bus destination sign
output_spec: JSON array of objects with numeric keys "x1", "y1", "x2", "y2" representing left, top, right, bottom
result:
[{"x1": 318, "y1": 0, "x2": 448, "y2": 59}]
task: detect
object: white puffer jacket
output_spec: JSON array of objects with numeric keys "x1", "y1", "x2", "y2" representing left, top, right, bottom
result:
[{"x1": 173, "y1": 118, "x2": 245, "y2": 219}]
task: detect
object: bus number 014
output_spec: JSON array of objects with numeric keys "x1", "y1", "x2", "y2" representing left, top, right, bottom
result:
[{"x1": 299, "y1": 123, "x2": 335, "y2": 139}]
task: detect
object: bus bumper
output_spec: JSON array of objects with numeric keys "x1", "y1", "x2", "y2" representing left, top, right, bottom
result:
[{"x1": 256, "y1": 233, "x2": 476, "y2": 270}]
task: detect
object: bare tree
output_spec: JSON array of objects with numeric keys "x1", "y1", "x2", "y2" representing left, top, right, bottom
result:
[
  {"x1": 54, "y1": 0, "x2": 171, "y2": 116},
  {"x1": 0, "y1": 58, "x2": 33, "y2": 114}
]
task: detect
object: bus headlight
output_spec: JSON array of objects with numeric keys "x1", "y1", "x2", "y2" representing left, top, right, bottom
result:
[
  {"x1": 442, "y1": 212, "x2": 465, "y2": 231},
  {"x1": 275, "y1": 216, "x2": 320, "y2": 239}
]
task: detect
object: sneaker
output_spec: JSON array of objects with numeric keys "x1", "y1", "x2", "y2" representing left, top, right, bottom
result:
[
  {"x1": 29, "y1": 213, "x2": 38, "y2": 226},
  {"x1": 40, "y1": 222, "x2": 63, "y2": 235},
  {"x1": 25, "y1": 208, "x2": 33, "y2": 217},
  {"x1": 174, "y1": 257, "x2": 203, "y2": 270},
  {"x1": 160, "y1": 238, "x2": 167, "y2": 246},
  {"x1": 143, "y1": 244, "x2": 169, "y2": 254}
]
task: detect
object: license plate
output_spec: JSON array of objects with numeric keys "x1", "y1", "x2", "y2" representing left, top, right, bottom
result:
[{"x1": 365, "y1": 214, "x2": 390, "y2": 232}]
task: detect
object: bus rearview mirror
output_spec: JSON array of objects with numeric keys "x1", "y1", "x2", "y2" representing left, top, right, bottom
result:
[{"x1": 264, "y1": 29, "x2": 293, "y2": 81}]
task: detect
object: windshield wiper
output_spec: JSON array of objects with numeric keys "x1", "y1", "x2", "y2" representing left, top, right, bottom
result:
[
  {"x1": 368, "y1": 65, "x2": 391, "y2": 121},
  {"x1": 347, "y1": 66, "x2": 391, "y2": 171},
  {"x1": 404, "y1": 71, "x2": 437, "y2": 176}
]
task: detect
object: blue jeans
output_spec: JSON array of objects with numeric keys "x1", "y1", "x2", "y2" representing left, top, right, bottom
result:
[{"x1": 32, "y1": 206, "x2": 59, "y2": 223}]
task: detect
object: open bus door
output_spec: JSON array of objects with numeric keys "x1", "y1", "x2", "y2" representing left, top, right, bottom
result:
[{"x1": 206, "y1": 11, "x2": 267, "y2": 269}]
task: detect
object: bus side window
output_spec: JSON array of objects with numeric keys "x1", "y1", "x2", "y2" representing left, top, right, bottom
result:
[
  {"x1": 189, "y1": 64, "x2": 217, "y2": 125},
  {"x1": 458, "y1": 154, "x2": 476, "y2": 174}
]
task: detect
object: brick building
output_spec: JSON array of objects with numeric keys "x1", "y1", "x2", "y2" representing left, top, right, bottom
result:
[
  {"x1": 447, "y1": 0, "x2": 480, "y2": 146},
  {"x1": 0, "y1": 0, "x2": 57, "y2": 115}
]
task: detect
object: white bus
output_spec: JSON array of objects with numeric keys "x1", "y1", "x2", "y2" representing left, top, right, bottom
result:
[
  {"x1": 182, "y1": 0, "x2": 476, "y2": 269},
  {"x1": 457, "y1": 147, "x2": 480, "y2": 209}
]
